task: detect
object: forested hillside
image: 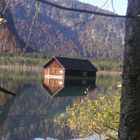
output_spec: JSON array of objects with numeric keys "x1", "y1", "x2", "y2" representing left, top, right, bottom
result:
[{"x1": 2, "y1": 0, "x2": 125, "y2": 60}]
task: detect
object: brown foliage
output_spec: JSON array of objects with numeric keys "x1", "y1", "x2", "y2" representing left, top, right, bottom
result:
[{"x1": 0, "y1": 28, "x2": 17, "y2": 53}]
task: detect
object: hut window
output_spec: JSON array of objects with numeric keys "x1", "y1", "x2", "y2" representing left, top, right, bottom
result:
[
  {"x1": 55, "y1": 69, "x2": 59, "y2": 75},
  {"x1": 50, "y1": 69, "x2": 56, "y2": 75},
  {"x1": 50, "y1": 69, "x2": 54, "y2": 74},
  {"x1": 59, "y1": 70, "x2": 63, "y2": 74},
  {"x1": 50, "y1": 69, "x2": 61, "y2": 75},
  {"x1": 82, "y1": 72, "x2": 87, "y2": 76}
]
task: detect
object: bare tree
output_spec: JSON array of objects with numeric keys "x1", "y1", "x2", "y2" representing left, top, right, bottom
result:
[{"x1": 118, "y1": 0, "x2": 140, "y2": 139}]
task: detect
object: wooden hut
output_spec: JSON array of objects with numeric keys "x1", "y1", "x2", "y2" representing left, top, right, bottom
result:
[
  {"x1": 43, "y1": 56, "x2": 97, "y2": 96},
  {"x1": 43, "y1": 56, "x2": 97, "y2": 80}
]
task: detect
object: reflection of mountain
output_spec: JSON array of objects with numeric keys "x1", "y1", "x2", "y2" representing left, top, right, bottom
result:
[
  {"x1": 0, "y1": 83, "x2": 78, "y2": 140},
  {"x1": 0, "y1": 82, "x2": 25, "y2": 137},
  {"x1": 0, "y1": 94, "x2": 15, "y2": 129}
]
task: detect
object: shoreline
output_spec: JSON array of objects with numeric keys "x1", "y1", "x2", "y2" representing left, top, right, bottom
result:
[
  {"x1": 0, "y1": 65, "x2": 43, "y2": 71},
  {"x1": 0, "y1": 65, "x2": 122, "y2": 76}
]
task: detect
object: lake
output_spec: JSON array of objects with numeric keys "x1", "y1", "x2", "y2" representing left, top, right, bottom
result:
[{"x1": 0, "y1": 69, "x2": 121, "y2": 140}]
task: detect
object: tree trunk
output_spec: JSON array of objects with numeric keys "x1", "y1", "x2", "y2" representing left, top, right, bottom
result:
[{"x1": 118, "y1": 0, "x2": 140, "y2": 139}]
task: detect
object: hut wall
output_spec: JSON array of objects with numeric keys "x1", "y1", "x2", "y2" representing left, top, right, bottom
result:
[
  {"x1": 65, "y1": 70, "x2": 96, "y2": 77},
  {"x1": 44, "y1": 59, "x2": 65, "y2": 76}
]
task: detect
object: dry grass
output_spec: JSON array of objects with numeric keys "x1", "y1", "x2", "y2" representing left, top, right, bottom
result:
[
  {"x1": 0, "y1": 65, "x2": 122, "y2": 76},
  {"x1": 0, "y1": 65, "x2": 43, "y2": 72},
  {"x1": 97, "y1": 71, "x2": 122, "y2": 76}
]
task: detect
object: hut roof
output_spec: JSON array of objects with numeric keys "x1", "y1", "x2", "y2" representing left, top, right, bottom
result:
[{"x1": 43, "y1": 56, "x2": 97, "y2": 72}]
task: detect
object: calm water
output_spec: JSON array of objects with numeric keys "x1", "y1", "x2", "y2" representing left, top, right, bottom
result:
[{"x1": 0, "y1": 69, "x2": 121, "y2": 140}]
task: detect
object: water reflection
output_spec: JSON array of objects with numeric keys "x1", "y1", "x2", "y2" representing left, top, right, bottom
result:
[
  {"x1": 0, "y1": 70, "x2": 121, "y2": 140},
  {"x1": 43, "y1": 78, "x2": 96, "y2": 97},
  {"x1": 0, "y1": 86, "x2": 16, "y2": 129}
]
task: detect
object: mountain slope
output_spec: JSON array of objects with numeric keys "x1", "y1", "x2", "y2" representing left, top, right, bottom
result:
[
  {"x1": 0, "y1": 0, "x2": 25, "y2": 53},
  {"x1": 5, "y1": 0, "x2": 125, "y2": 59}
]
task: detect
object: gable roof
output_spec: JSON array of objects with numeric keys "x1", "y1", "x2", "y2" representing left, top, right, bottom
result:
[{"x1": 43, "y1": 56, "x2": 97, "y2": 72}]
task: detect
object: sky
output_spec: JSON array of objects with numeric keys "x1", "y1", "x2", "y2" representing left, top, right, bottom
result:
[{"x1": 79, "y1": 0, "x2": 128, "y2": 15}]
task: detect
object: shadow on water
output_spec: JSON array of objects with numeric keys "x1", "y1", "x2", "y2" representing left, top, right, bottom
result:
[{"x1": 0, "y1": 70, "x2": 121, "y2": 140}]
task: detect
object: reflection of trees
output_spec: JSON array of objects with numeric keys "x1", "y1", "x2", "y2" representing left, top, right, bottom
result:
[{"x1": 96, "y1": 75, "x2": 121, "y2": 94}]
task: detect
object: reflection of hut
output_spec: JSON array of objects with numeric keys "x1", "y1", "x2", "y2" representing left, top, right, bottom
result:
[
  {"x1": 43, "y1": 84, "x2": 87, "y2": 97},
  {"x1": 43, "y1": 56, "x2": 97, "y2": 81},
  {"x1": 43, "y1": 79, "x2": 96, "y2": 97},
  {"x1": 43, "y1": 56, "x2": 97, "y2": 97}
]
